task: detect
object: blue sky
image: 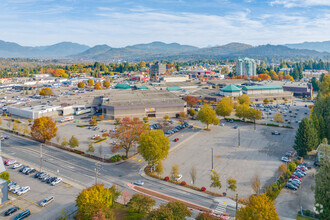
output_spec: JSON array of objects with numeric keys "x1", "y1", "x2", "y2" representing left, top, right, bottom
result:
[{"x1": 0, "y1": 0, "x2": 329, "y2": 47}]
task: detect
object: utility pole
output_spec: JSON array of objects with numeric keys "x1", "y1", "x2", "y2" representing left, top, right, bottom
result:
[
  {"x1": 40, "y1": 144, "x2": 43, "y2": 172},
  {"x1": 236, "y1": 193, "x2": 238, "y2": 215},
  {"x1": 254, "y1": 120, "x2": 256, "y2": 132}
]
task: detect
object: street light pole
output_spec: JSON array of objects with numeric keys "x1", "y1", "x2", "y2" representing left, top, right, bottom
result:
[
  {"x1": 211, "y1": 148, "x2": 214, "y2": 171},
  {"x1": 236, "y1": 193, "x2": 238, "y2": 215},
  {"x1": 40, "y1": 144, "x2": 43, "y2": 172},
  {"x1": 238, "y1": 128, "x2": 241, "y2": 148}
]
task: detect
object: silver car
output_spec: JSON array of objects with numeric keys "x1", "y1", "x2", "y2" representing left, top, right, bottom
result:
[{"x1": 40, "y1": 196, "x2": 54, "y2": 207}]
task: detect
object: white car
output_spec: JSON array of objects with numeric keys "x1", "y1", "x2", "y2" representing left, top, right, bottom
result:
[
  {"x1": 17, "y1": 186, "x2": 30, "y2": 196},
  {"x1": 281, "y1": 157, "x2": 290, "y2": 162},
  {"x1": 174, "y1": 174, "x2": 183, "y2": 181},
  {"x1": 133, "y1": 180, "x2": 144, "y2": 186},
  {"x1": 11, "y1": 185, "x2": 21, "y2": 193},
  {"x1": 12, "y1": 163, "x2": 22, "y2": 169},
  {"x1": 9, "y1": 184, "x2": 19, "y2": 191},
  {"x1": 5, "y1": 160, "x2": 16, "y2": 166},
  {"x1": 40, "y1": 196, "x2": 54, "y2": 207},
  {"x1": 51, "y1": 177, "x2": 62, "y2": 186}
]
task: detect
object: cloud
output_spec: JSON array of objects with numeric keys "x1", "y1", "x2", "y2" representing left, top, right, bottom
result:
[{"x1": 270, "y1": 0, "x2": 330, "y2": 8}]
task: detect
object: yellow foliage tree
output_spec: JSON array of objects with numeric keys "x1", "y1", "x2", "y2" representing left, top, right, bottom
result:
[
  {"x1": 76, "y1": 184, "x2": 113, "y2": 220},
  {"x1": 236, "y1": 194, "x2": 280, "y2": 220},
  {"x1": 238, "y1": 94, "x2": 250, "y2": 106},
  {"x1": 103, "y1": 80, "x2": 110, "y2": 88},
  {"x1": 78, "y1": 81, "x2": 85, "y2": 88},
  {"x1": 39, "y1": 87, "x2": 53, "y2": 96},
  {"x1": 88, "y1": 79, "x2": 94, "y2": 87},
  {"x1": 216, "y1": 97, "x2": 234, "y2": 118},
  {"x1": 31, "y1": 116, "x2": 57, "y2": 142}
]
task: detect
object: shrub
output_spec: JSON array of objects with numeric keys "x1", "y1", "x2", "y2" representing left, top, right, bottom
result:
[
  {"x1": 121, "y1": 155, "x2": 127, "y2": 160},
  {"x1": 72, "y1": 149, "x2": 84, "y2": 155},
  {"x1": 201, "y1": 187, "x2": 206, "y2": 191},
  {"x1": 181, "y1": 181, "x2": 186, "y2": 186},
  {"x1": 109, "y1": 154, "x2": 122, "y2": 162},
  {"x1": 0, "y1": 171, "x2": 10, "y2": 181},
  {"x1": 164, "y1": 176, "x2": 170, "y2": 181}
]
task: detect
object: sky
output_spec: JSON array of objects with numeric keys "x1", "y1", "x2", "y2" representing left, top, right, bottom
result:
[{"x1": 0, "y1": 0, "x2": 329, "y2": 48}]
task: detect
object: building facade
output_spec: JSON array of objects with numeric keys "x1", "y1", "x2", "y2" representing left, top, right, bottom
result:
[
  {"x1": 149, "y1": 62, "x2": 166, "y2": 79},
  {"x1": 236, "y1": 58, "x2": 257, "y2": 76}
]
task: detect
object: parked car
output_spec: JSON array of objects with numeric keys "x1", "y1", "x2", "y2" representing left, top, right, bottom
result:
[
  {"x1": 40, "y1": 196, "x2": 54, "y2": 207},
  {"x1": 286, "y1": 182, "x2": 298, "y2": 190},
  {"x1": 8, "y1": 184, "x2": 19, "y2": 191},
  {"x1": 14, "y1": 209, "x2": 31, "y2": 220},
  {"x1": 8, "y1": 181, "x2": 16, "y2": 188},
  {"x1": 47, "y1": 177, "x2": 57, "y2": 184},
  {"x1": 5, "y1": 159, "x2": 16, "y2": 166},
  {"x1": 174, "y1": 174, "x2": 183, "y2": 181},
  {"x1": 42, "y1": 175, "x2": 51, "y2": 182},
  {"x1": 272, "y1": 131, "x2": 280, "y2": 135},
  {"x1": 51, "y1": 177, "x2": 62, "y2": 186},
  {"x1": 17, "y1": 186, "x2": 30, "y2": 196},
  {"x1": 133, "y1": 180, "x2": 144, "y2": 186},
  {"x1": 281, "y1": 157, "x2": 290, "y2": 162},
  {"x1": 22, "y1": 167, "x2": 31, "y2": 174},
  {"x1": 19, "y1": 166, "x2": 28, "y2": 172},
  {"x1": 288, "y1": 180, "x2": 300, "y2": 188},
  {"x1": 293, "y1": 172, "x2": 304, "y2": 178},
  {"x1": 11, "y1": 186, "x2": 21, "y2": 194},
  {"x1": 233, "y1": 125, "x2": 238, "y2": 129},
  {"x1": 4, "y1": 207, "x2": 20, "y2": 216},
  {"x1": 12, "y1": 163, "x2": 22, "y2": 169},
  {"x1": 174, "y1": 138, "x2": 179, "y2": 142},
  {"x1": 25, "y1": 168, "x2": 36, "y2": 175}
]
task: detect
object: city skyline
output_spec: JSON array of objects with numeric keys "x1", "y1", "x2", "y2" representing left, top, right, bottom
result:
[{"x1": 0, "y1": 0, "x2": 330, "y2": 47}]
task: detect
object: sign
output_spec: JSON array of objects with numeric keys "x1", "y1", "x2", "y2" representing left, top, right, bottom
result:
[{"x1": 145, "y1": 108, "x2": 156, "y2": 113}]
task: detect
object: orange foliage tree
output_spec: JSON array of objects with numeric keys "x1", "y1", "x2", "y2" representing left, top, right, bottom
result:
[
  {"x1": 103, "y1": 80, "x2": 110, "y2": 88},
  {"x1": 39, "y1": 87, "x2": 53, "y2": 96},
  {"x1": 31, "y1": 116, "x2": 57, "y2": 142},
  {"x1": 258, "y1": 74, "x2": 271, "y2": 81},
  {"x1": 78, "y1": 81, "x2": 85, "y2": 88},
  {"x1": 237, "y1": 75, "x2": 248, "y2": 79},
  {"x1": 184, "y1": 96, "x2": 198, "y2": 107},
  {"x1": 88, "y1": 79, "x2": 94, "y2": 87},
  {"x1": 94, "y1": 82, "x2": 101, "y2": 90},
  {"x1": 110, "y1": 117, "x2": 145, "y2": 158}
]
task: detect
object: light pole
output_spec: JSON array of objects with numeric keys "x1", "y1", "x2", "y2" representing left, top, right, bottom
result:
[
  {"x1": 238, "y1": 128, "x2": 241, "y2": 148},
  {"x1": 95, "y1": 161, "x2": 101, "y2": 185},
  {"x1": 211, "y1": 148, "x2": 214, "y2": 171},
  {"x1": 40, "y1": 144, "x2": 43, "y2": 172}
]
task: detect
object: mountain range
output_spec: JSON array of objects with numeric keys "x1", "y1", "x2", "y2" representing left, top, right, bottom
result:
[{"x1": 0, "y1": 40, "x2": 329, "y2": 61}]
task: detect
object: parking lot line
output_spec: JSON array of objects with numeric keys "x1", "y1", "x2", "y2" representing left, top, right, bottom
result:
[
  {"x1": 65, "y1": 184, "x2": 72, "y2": 188},
  {"x1": 9, "y1": 192, "x2": 41, "y2": 207},
  {"x1": 0, "y1": 200, "x2": 12, "y2": 208}
]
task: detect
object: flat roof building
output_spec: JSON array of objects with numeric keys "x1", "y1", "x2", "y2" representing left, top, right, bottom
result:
[{"x1": 220, "y1": 84, "x2": 242, "y2": 97}]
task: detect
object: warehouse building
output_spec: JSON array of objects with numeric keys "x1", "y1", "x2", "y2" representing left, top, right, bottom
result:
[
  {"x1": 94, "y1": 90, "x2": 186, "y2": 119},
  {"x1": 219, "y1": 84, "x2": 242, "y2": 97},
  {"x1": 242, "y1": 85, "x2": 283, "y2": 95}
]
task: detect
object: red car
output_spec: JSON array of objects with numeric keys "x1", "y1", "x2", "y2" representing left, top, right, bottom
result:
[
  {"x1": 297, "y1": 167, "x2": 307, "y2": 172},
  {"x1": 174, "y1": 138, "x2": 179, "y2": 142},
  {"x1": 290, "y1": 176, "x2": 302, "y2": 181}
]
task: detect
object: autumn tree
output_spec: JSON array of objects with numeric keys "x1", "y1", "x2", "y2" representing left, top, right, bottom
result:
[
  {"x1": 155, "y1": 160, "x2": 164, "y2": 176},
  {"x1": 250, "y1": 173, "x2": 261, "y2": 195},
  {"x1": 190, "y1": 166, "x2": 197, "y2": 185},
  {"x1": 103, "y1": 80, "x2": 110, "y2": 88},
  {"x1": 138, "y1": 130, "x2": 170, "y2": 165},
  {"x1": 39, "y1": 87, "x2": 53, "y2": 96},
  {"x1": 189, "y1": 109, "x2": 196, "y2": 117},
  {"x1": 238, "y1": 94, "x2": 250, "y2": 106},
  {"x1": 127, "y1": 194, "x2": 156, "y2": 214},
  {"x1": 76, "y1": 184, "x2": 113, "y2": 220},
  {"x1": 197, "y1": 104, "x2": 220, "y2": 130},
  {"x1": 179, "y1": 112, "x2": 187, "y2": 123},
  {"x1": 148, "y1": 201, "x2": 192, "y2": 220},
  {"x1": 98, "y1": 115, "x2": 104, "y2": 120},
  {"x1": 88, "y1": 79, "x2": 94, "y2": 87},
  {"x1": 227, "y1": 177, "x2": 237, "y2": 192},
  {"x1": 31, "y1": 116, "x2": 57, "y2": 142},
  {"x1": 69, "y1": 135, "x2": 79, "y2": 148},
  {"x1": 274, "y1": 112, "x2": 284, "y2": 125},
  {"x1": 235, "y1": 104, "x2": 250, "y2": 121},
  {"x1": 278, "y1": 164, "x2": 287, "y2": 176},
  {"x1": 210, "y1": 170, "x2": 222, "y2": 192},
  {"x1": 94, "y1": 82, "x2": 101, "y2": 90},
  {"x1": 236, "y1": 194, "x2": 280, "y2": 220},
  {"x1": 61, "y1": 137, "x2": 69, "y2": 147},
  {"x1": 170, "y1": 164, "x2": 179, "y2": 180},
  {"x1": 247, "y1": 108, "x2": 262, "y2": 129},
  {"x1": 184, "y1": 96, "x2": 198, "y2": 108},
  {"x1": 216, "y1": 97, "x2": 234, "y2": 118},
  {"x1": 78, "y1": 81, "x2": 85, "y2": 88},
  {"x1": 140, "y1": 61, "x2": 146, "y2": 68},
  {"x1": 90, "y1": 120, "x2": 98, "y2": 126},
  {"x1": 111, "y1": 117, "x2": 145, "y2": 158}
]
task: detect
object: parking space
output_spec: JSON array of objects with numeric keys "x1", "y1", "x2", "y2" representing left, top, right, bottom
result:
[
  {"x1": 1, "y1": 161, "x2": 80, "y2": 220},
  {"x1": 162, "y1": 121, "x2": 297, "y2": 199}
]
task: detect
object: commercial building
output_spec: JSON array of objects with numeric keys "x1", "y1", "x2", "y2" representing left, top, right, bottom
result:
[
  {"x1": 95, "y1": 90, "x2": 186, "y2": 119},
  {"x1": 149, "y1": 62, "x2": 166, "y2": 79},
  {"x1": 242, "y1": 85, "x2": 283, "y2": 95},
  {"x1": 282, "y1": 83, "x2": 313, "y2": 97},
  {"x1": 236, "y1": 58, "x2": 257, "y2": 76},
  {"x1": 219, "y1": 84, "x2": 242, "y2": 97}
]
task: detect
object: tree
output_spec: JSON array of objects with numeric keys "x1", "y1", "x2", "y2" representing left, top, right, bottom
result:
[
  {"x1": 170, "y1": 164, "x2": 179, "y2": 180},
  {"x1": 87, "y1": 141, "x2": 95, "y2": 152},
  {"x1": 288, "y1": 162, "x2": 296, "y2": 172},
  {"x1": 197, "y1": 104, "x2": 220, "y2": 130},
  {"x1": 31, "y1": 116, "x2": 57, "y2": 142},
  {"x1": 94, "y1": 82, "x2": 101, "y2": 90},
  {"x1": 273, "y1": 113, "x2": 284, "y2": 125},
  {"x1": 140, "y1": 61, "x2": 146, "y2": 68},
  {"x1": 88, "y1": 79, "x2": 94, "y2": 87},
  {"x1": 61, "y1": 137, "x2": 69, "y2": 147},
  {"x1": 90, "y1": 120, "x2": 98, "y2": 126},
  {"x1": 127, "y1": 194, "x2": 156, "y2": 214},
  {"x1": 227, "y1": 177, "x2": 237, "y2": 192},
  {"x1": 122, "y1": 191, "x2": 132, "y2": 205},
  {"x1": 238, "y1": 94, "x2": 250, "y2": 106},
  {"x1": 314, "y1": 156, "x2": 330, "y2": 219},
  {"x1": 143, "y1": 117, "x2": 149, "y2": 124},
  {"x1": 250, "y1": 173, "x2": 261, "y2": 195},
  {"x1": 39, "y1": 87, "x2": 53, "y2": 96},
  {"x1": 216, "y1": 97, "x2": 234, "y2": 118},
  {"x1": 247, "y1": 108, "x2": 262, "y2": 125},
  {"x1": 155, "y1": 160, "x2": 163, "y2": 176},
  {"x1": 111, "y1": 117, "x2": 145, "y2": 158},
  {"x1": 179, "y1": 112, "x2": 187, "y2": 123},
  {"x1": 263, "y1": 99, "x2": 269, "y2": 104},
  {"x1": 278, "y1": 164, "x2": 287, "y2": 176},
  {"x1": 0, "y1": 117, "x2": 2, "y2": 125},
  {"x1": 184, "y1": 96, "x2": 198, "y2": 107},
  {"x1": 76, "y1": 184, "x2": 113, "y2": 220},
  {"x1": 98, "y1": 115, "x2": 104, "y2": 120},
  {"x1": 236, "y1": 194, "x2": 280, "y2": 220},
  {"x1": 293, "y1": 117, "x2": 319, "y2": 156},
  {"x1": 190, "y1": 166, "x2": 197, "y2": 185},
  {"x1": 103, "y1": 80, "x2": 110, "y2": 88},
  {"x1": 210, "y1": 170, "x2": 222, "y2": 191},
  {"x1": 69, "y1": 135, "x2": 79, "y2": 148},
  {"x1": 148, "y1": 201, "x2": 192, "y2": 220},
  {"x1": 23, "y1": 124, "x2": 30, "y2": 135},
  {"x1": 189, "y1": 109, "x2": 196, "y2": 117},
  {"x1": 109, "y1": 185, "x2": 121, "y2": 202},
  {"x1": 163, "y1": 115, "x2": 169, "y2": 121},
  {"x1": 78, "y1": 81, "x2": 85, "y2": 88},
  {"x1": 235, "y1": 104, "x2": 250, "y2": 121},
  {"x1": 0, "y1": 171, "x2": 10, "y2": 181},
  {"x1": 138, "y1": 130, "x2": 170, "y2": 165},
  {"x1": 196, "y1": 212, "x2": 219, "y2": 220}
]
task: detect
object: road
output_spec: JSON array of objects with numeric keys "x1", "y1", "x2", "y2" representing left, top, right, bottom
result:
[{"x1": 1, "y1": 132, "x2": 218, "y2": 215}]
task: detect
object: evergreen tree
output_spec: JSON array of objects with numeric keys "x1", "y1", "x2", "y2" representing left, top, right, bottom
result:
[
  {"x1": 318, "y1": 115, "x2": 326, "y2": 141},
  {"x1": 312, "y1": 114, "x2": 320, "y2": 142},
  {"x1": 293, "y1": 118, "x2": 319, "y2": 156}
]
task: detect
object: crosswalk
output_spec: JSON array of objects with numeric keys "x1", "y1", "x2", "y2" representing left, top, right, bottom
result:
[{"x1": 214, "y1": 202, "x2": 227, "y2": 215}]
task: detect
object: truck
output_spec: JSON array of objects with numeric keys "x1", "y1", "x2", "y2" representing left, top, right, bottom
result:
[{"x1": 60, "y1": 116, "x2": 74, "y2": 123}]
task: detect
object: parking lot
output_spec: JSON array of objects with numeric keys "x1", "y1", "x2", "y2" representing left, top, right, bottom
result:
[{"x1": 0, "y1": 160, "x2": 80, "y2": 220}]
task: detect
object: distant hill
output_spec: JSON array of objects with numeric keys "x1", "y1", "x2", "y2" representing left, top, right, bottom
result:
[
  {"x1": 285, "y1": 41, "x2": 330, "y2": 53},
  {"x1": 0, "y1": 40, "x2": 90, "y2": 58}
]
